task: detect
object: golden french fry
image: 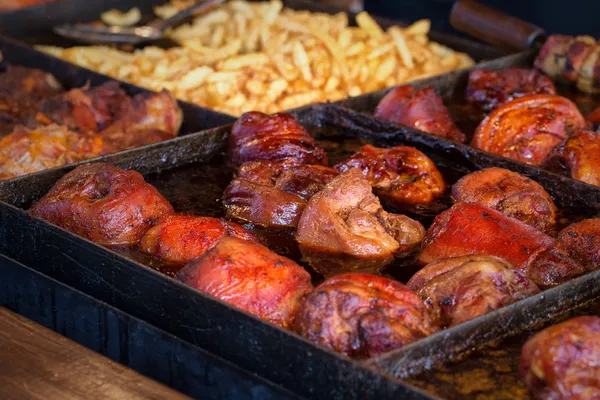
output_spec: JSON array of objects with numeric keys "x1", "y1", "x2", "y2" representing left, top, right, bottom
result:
[
  {"x1": 389, "y1": 27, "x2": 415, "y2": 69},
  {"x1": 356, "y1": 12, "x2": 384, "y2": 40},
  {"x1": 405, "y1": 19, "x2": 431, "y2": 36},
  {"x1": 101, "y1": 8, "x2": 141, "y2": 27}
]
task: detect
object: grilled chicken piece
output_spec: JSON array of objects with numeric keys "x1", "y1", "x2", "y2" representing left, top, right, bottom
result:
[
  {"x1": 420, "y1": 203, "x2": 585, "y2": 288},
  {"x1": 223, "y1": 159, "x2": 338, "y2": 228},
  {"x1": 374, "y1": 86, "x2": 466, "y2": 143},
  {"x1": 292, "y1": 273, "x2": 436, "y2": 358},
  {"x1": 140, "y1": 215, "x2": 258, "y2": 267},
  {"x1": 0, "y1": 66, "x2": 63, "y2": 135},
  {"x1": 542, "y1": 129, "x2": 600, "y2": 186},
  {"x1": 0, "y1": 124, "x2": 103, "y2": 180},
  {"x1": 407, "y1": 255, "x2": 539, "y2": 328},
  {"x1": 37, "y1": 81, "x2": 130, "y2": 132},
  {"x1": 296, "y1": 169, "x2": 425, "y2": 276},
  {"x1": 227, "y1": 112, "x2": 327, "y2": 167},
  {"x1": 30, "y1": 163, "x2": 174, "y2": 247},
  {"x1": 520, "y1": 316, "x2": 600, "y2": 400},
  {"x1": 335, "y1": 144, "x2": 446, "y2": 212},
  {"x1": 472, "y1": 95, "x2": 585, "y2": 165},
  {"x1": 534, "y1": 34, "x2": 600, "y2": 93},
  {"x1": 587, "y1": 107, "x2": 600, "y2": 129},
  {"x1": 558, "y1": 218, "x2": 600, "y2": 270},
  {"x1": 466, "y1": 68, "x2": 557, "y2": 113},
  {"x1": 452, "y1": 167, "x2": 557, "y2": 234},
  {"x1": 99, "y1": 90, "x2": 182, "y2": 154},
  {"x1": 177, "y1": 236, "x2": 312, "y2": 328}
]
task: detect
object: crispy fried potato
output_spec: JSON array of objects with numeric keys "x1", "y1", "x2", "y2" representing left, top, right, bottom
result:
[{"x1": 36, "y1": 0, "x2": 474, "y2": 116}]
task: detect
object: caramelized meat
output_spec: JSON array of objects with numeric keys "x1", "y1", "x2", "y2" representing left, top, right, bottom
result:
[
  {"x1": 374, "y1": 86, "x2": 466, "y2": 143},
  {"x1": 30, "y1": 163, "x2": 174, "y2": 246},
  {"x1": 543, "y1": 129, "x2": 600, "y2": 186},
  {"x1": 520, "y1": 316, "x2": 600, "y2": 400},
  {"x1": 587, "y1": 106, "x2": 600, "y2": 129},
  {"x1": 407, "y1": 255, "x2": 539, "y2": 328},
  {"x1": 292, "y1": 273, "x2": 436, "y2": 358},
  {"x1": 0, "y1": 124, "x2": 103, "y2": 180},
  {"x1": 335, "y1": 144, "x2": 446, "y2": 211},
  {"x1": 177, "y1": 237, "x2": 312, "y2": 328},
  {"x1": 466, "y1": 68, "x2": 557, "y2": 112},
  {"x1": 140, "y1": 215, "x2": 258, "y2": 266},
  {"x1": 452, "y1": 167, "x2": 557, "y2": 234},
  {"x1": 99, "y1": 90, "x2": 182, "y2": 153},
  {"x1": 227, "y1": 112, "x2": 327, "y2": 167},
  {"x1": 420, "y1": 203, "x2": 585, "y2": 287},
  {"x1": 472, "y1": 95, "x2": 586, "y2": 165},
  {"x1": 0, "y1": 66, "x2": 63, "y2": 135},
  {"x1": 223, "y1": 159, "x2": 338, "y2": 228},
  {"x1": 296, "y1": 169, "x2": 425, "y2": 276},
  {"x1": 558, "y1": 218, "x2": 600, "y2": 270}
]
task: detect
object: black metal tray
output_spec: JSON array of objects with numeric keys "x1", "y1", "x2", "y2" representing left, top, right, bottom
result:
[
  {"x1": 0, "y1": 34, "x2": 235, "y2": 135},
  {"x1": 0, "y1": 103, "x2": 600, "y2": 399},
  {"x1": 0, "y1": 0, "x2": 506, "y2": 64},
  {"x1": 0, "y1": 253, "x2": 301, "y2": 400}
]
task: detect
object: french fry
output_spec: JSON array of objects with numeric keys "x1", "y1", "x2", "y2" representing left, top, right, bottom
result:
[{"x1": 36, "y1": 0, "x2": 474, "y2": 116}]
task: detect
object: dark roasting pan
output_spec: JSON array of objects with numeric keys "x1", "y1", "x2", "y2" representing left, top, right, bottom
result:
[
  {"x1": 0, "y1": 35, "x2": 235, "y2": 135},
  {"x1": 0, "y1": 253, "x2": 302, "y2": 400},
  {"x1": 0, "y1": 0, "x2": 506, "y2": 64},
  {"x1": 0, "y1": 103, "x2": 600, "y2": 399}
]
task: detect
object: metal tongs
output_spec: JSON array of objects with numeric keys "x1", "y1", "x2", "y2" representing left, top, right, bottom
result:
[{"x1": 53, "y1": 0, "x2": 226, "y2": 45}]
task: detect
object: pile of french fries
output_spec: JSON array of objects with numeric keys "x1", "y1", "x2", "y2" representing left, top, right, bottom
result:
[{"x1": 37, "y1": 0, "x2": 474, "y2": 116}]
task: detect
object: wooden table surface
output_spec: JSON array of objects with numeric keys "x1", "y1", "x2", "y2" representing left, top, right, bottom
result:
[{"x1": 0, "y1": 306, "x2": 191, "y2": 400}]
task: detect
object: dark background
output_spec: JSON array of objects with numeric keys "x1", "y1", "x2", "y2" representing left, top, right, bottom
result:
[{"x1": 365, "y1": 0, "x2": 600, "y2": 38}]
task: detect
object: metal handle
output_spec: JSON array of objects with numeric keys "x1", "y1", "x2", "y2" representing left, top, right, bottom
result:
[
  {"x1": 149, "y1": 0, "x2": 227, "y2": 32},
  {"x1": 450, "y1": 0, "x2": 545, "y2": 51}
]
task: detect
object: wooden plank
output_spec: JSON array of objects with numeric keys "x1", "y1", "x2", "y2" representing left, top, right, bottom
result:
[{"x1": 0, "y1": 307, "x2": 191, "y2": 400}]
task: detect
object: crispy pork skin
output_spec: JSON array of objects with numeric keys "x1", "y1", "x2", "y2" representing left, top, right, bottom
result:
[
  {"x1": 335, "y1": 144, "x2": 446, "y2": 211},
  {"x1": 227, "y1": 112, "x2": 327, "y2": 167},
  {"x1": 374, "y1": 86, "x2": 466, "y2": 143},
  {"x1": 223, "y1": 159, "x2": 338, "y2": 228},
  {"x1": 543, "y1": 129, "x2": 600, "y2": 186},
  {"x1": 420, "y1": 203, "x2": 586, "y2": 287},
  {"x1": 296, "y1": 169, "x2": 425, "y2": 276},
  {"x1": 452, "y1": 167, "x2": 557, "y2": 234},
  {"x1": 177, "y1": 237, "x2": 312, "y2": 328},
  {"x1": 407, "y1": 255, "x2": 540, "y2": 328},
  {"x1": 30, "y1": 163, "x2": 174, "y2": 246},
  {"x1": 558, "y1": 218, "x2": 600, "y2": 270},
  {"x1": 0, "y1": 124, "x2": 103, "y2": 180},
  {"x1": 520, "y1": 316, "x2": 600, "y2": 400},
  {"x1": 472, "y1": 95, "x2": 585, "y2": 165},
  {"x1": 292, "y1": 273, "x2": 436, "y2": 358},
  {"x1": 140, "y1": 215, "x2": 258, "y2": 266},
  {"x1": 465, "y1": 68, "x2": 557, "y2": 112}
]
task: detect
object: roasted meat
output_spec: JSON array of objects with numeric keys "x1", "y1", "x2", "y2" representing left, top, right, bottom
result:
[
  {"x1": 420, "y1": 203, "x2": 585, "y2": 287},
  {"x1": 227, "y1": 112, "x2": 327, "y2": 167},
  {"x1": 223, "y1": 159, "x2": 338, "y2": 228},
  {"x1": 465, "y1": 68, "x2": 557, "y2": 112},
  {"x1": 0, "y1": 124, "x2": 104, "y2": 180},
  {"x1": 335, "y1": 144, "x2": 446, "y2": 212},
  {"x1": 0, "y1": 66, "x2": 63, "y2": 135},
  {"x1": 177, "y1": 236, "x2": 312, "y2": 328},
  {"x1": 587, "y1": 106, "x2": 600, "y2": 129},
  {"x1": 30, "y1": 163, "x2": 174, "y2": 247},
  {"x1": 542, "y1": 129, "x2": 600, "y2": 186},
  {"x1": 534, "y1": 34, "x2": 600, "y2": 93},
  {"x1": 292, "y1": 273, "x2": 436, "y2": 358},
  {"x1": 374, "y1": 86, "x2": 466, "y2": 143},
  {"x1": 296, "y1": 169, "x2": 425, "y2": 276},
  {"x1": 407, "y1": 255, "x2": 539, "y2": 328},
  {"x1": 452, "y1": 167, "x2": 557, "y2": 234},
  {"x1": 98, "y1": 90, "x2": 182, "y2": 154},
  {"x1": 520, "y1": 316, "x2": 600, "y2": 400},
  {"x1": 558, "y1": 218, "x2": 600, "y2": 270},
  {"x1": 140, "y1": 215, "x2": 258, "y2": 266},
  {"x1": 472, "y1": 95, "x2": 586, "y2": 165}
]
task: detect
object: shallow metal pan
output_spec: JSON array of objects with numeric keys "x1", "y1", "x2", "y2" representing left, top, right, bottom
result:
[{"x1": 0, "y1": 103, "x2": 599, "y2": 398}]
